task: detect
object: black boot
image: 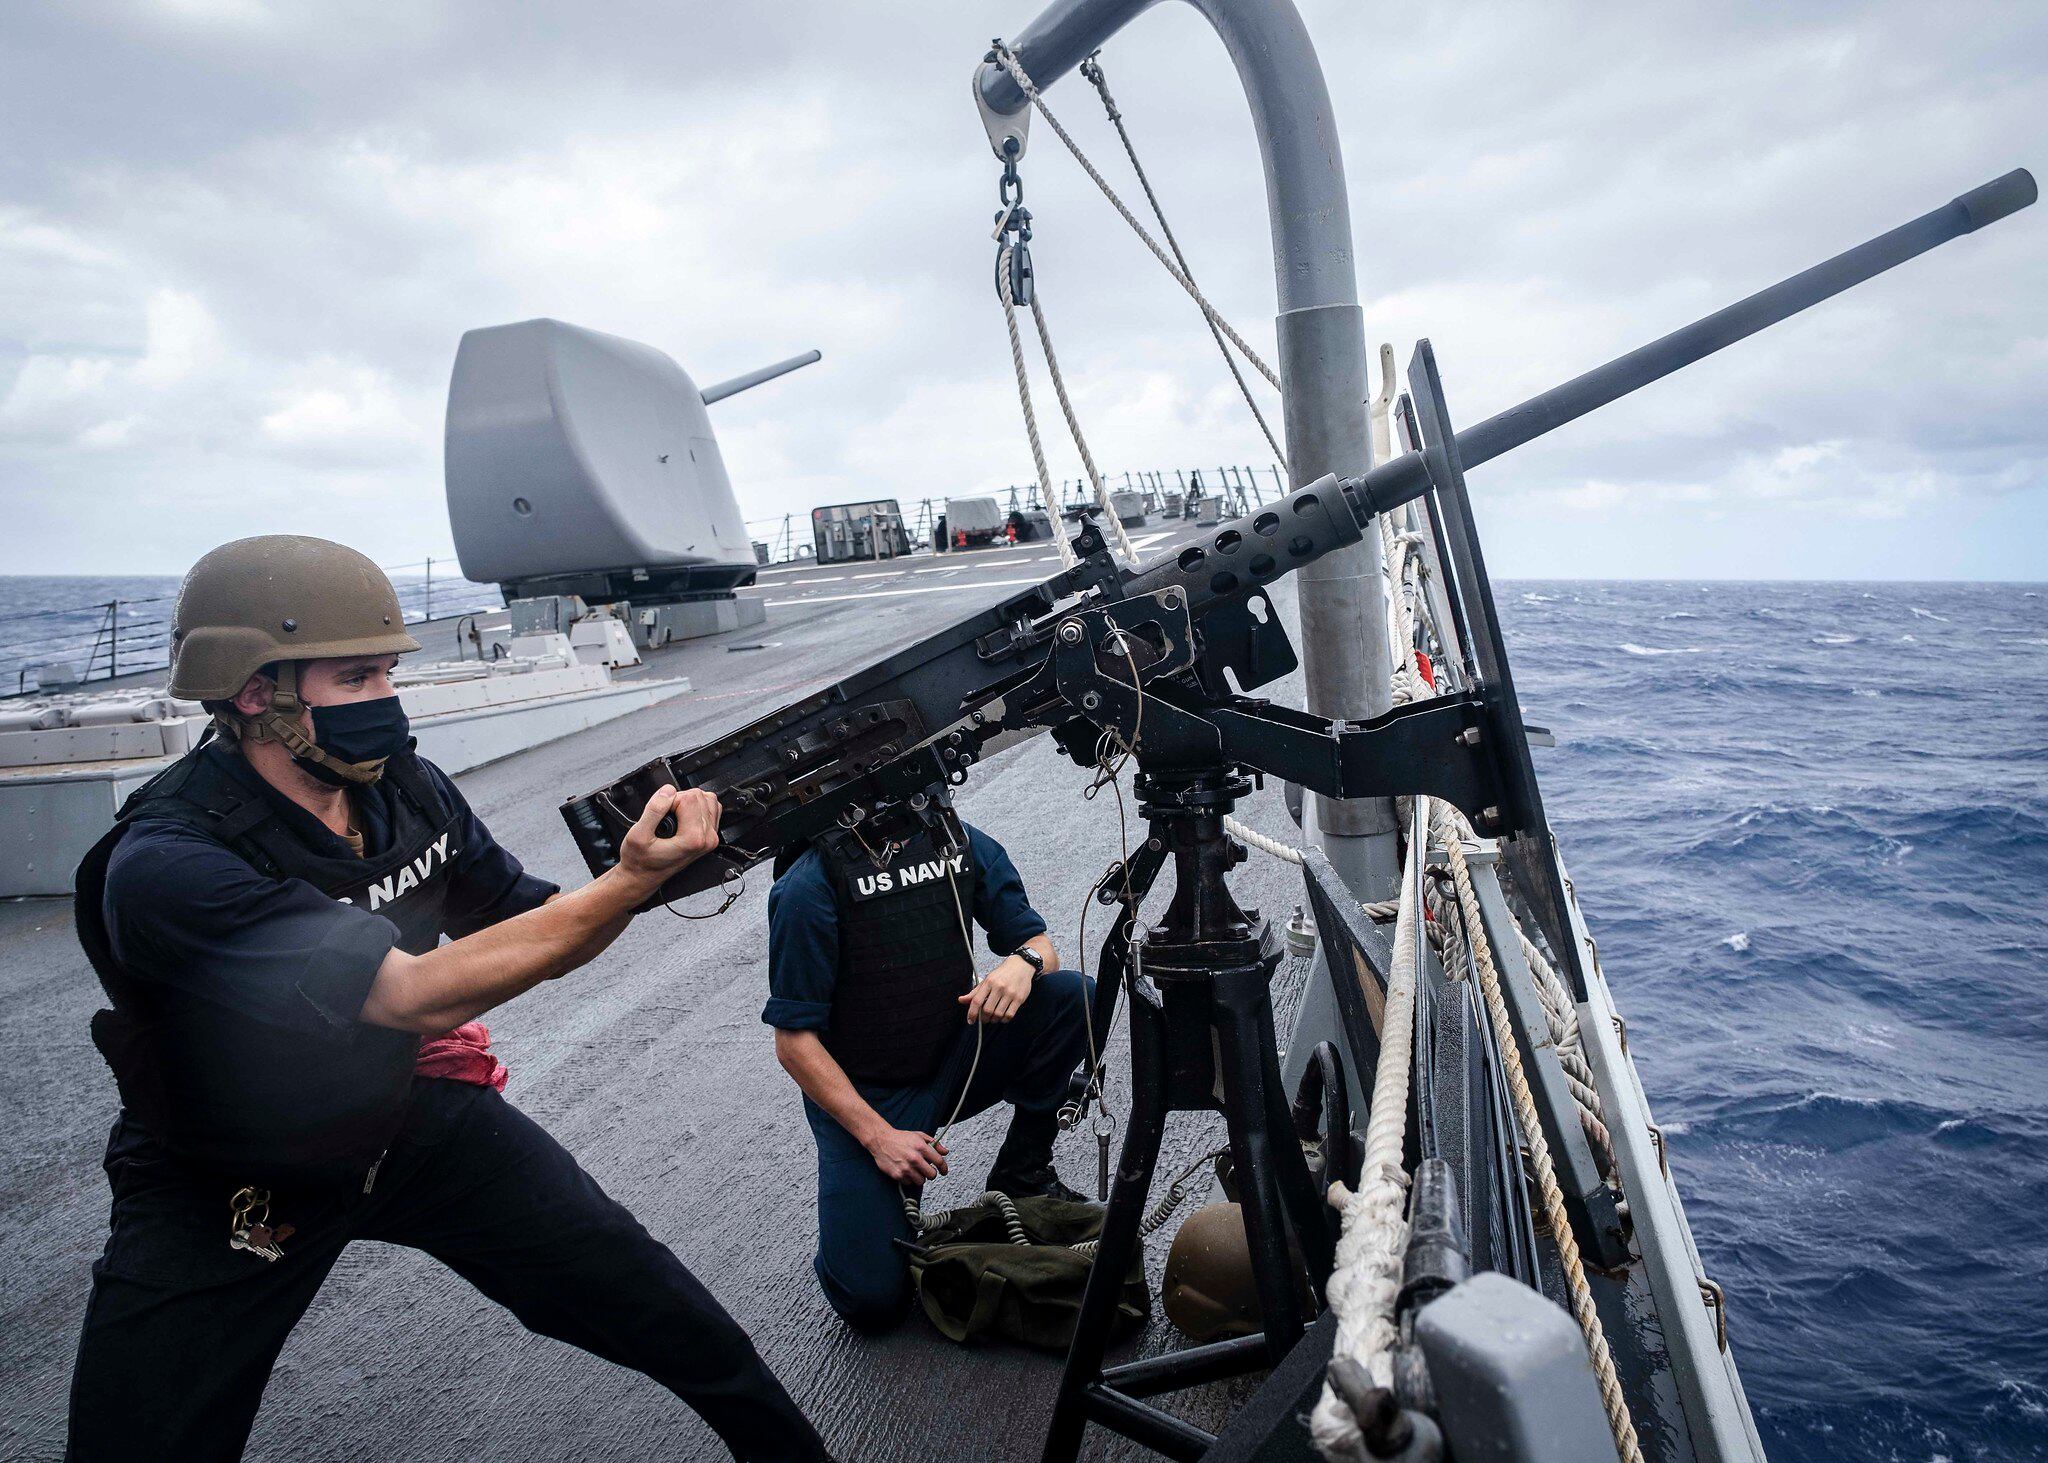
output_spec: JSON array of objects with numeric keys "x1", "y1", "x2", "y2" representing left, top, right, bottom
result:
[{"x1": 985, "y1": 1105, "x2": 1093, "y2": 1204}]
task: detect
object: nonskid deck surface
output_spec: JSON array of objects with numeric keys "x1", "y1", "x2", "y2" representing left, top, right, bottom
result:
[{"x1": 1, "y1": 527, "x2": 1313, "y2": 1462}]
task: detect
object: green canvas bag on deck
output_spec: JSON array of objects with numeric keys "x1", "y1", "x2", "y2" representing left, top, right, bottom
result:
[{"x1": 907, "y1": 1193, "x2": 1149, "y2": 1350}]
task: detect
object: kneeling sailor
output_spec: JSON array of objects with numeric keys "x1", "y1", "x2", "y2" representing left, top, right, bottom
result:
[
  {"x1": 764, "y1": 791, "x2": 1094, "y2": 1331},
  {"x1": 66, "y1": 535, "x2": 828, "y2": 1463}
]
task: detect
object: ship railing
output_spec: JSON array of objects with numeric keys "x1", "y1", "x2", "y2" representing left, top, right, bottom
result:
[{"x1": 743, "y1": 461, "x2": 1286, "y2": 562}]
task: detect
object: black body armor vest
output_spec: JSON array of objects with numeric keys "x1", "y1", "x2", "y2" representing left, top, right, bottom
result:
[
  {"x1": 73, "y1": 742, "x2": 463, "y2": 1183},
  {"x1": 819, "y1": 827, "x2": 978, "y2": 1088}
]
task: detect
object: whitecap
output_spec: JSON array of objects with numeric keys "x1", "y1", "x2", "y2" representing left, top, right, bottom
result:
[
  {"x1": 1810, "y1": 633, "x2": 1861, "y2": 646},
  {"x1": 1909, "y1": 606, "x2": 1949, "y2": 621},
  {"x1": 1899, "y1": 634, "x2": 1917, "y2": 644},
  {"x1": 1620, "y1": 643, "x2": 1705, "y2": 656},
  {"x1": 1522, "y1": 592, "x2": 1557, "y2": 603},
  {"x1": 1661, "y1": 611, "x2": 1699, "y2": 621},
  {"x1": 1998, "y1": 1377, "x2": 2048, "y2": 1419},
  {"x1": 1851, "y1": 687, "x2": 1880, "y2": 698},
  {"x1": 1721, "y1": 931, "x2": 1751, "y2": 952}
]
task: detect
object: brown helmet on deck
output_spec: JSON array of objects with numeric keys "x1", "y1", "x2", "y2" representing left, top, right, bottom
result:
[
  {"x1": 169, "y1": 535, "x2": 420, "y2": 781},
  {"x1": 1162, "y1": 1201, "x2": 1264, "y2": 1342}
]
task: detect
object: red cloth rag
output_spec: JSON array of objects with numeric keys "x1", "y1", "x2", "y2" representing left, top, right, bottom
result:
[{"x1": 414, "y1": 1020, "x2": 509, "y2": 1092}]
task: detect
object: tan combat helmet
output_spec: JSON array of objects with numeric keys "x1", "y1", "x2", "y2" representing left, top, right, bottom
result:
[
  {"x1": 170, "y1": 535, "x2": 420, "y2": 783},
  {"x1": 1161, "y1": 1202, "x2": 1265, "y2": 1343}
]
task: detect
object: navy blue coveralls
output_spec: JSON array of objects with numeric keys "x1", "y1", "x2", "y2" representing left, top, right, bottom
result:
[
  {"x1": 765, "y1": 824, "x2": 1092, "y2": 1331},
  {"x1": 67, "y1": 740, "x2": 825, "y2": 1462}
]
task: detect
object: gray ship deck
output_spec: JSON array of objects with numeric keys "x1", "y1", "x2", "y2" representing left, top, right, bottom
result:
[{"x1": 1, "y1": 527, "x2": 1319, "y2": 1461}]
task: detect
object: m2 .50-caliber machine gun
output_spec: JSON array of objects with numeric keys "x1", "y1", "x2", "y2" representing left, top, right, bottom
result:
[{"x1": 561, "y1": 170, "x2": 2034, "y2": 1462}]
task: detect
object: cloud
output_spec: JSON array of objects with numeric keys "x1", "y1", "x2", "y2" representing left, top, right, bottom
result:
[
  {"x1": 0, "y1": 0, "x2": 2042, "y2": 577},
  {"x1": 259, "y1": 360, "x2": 424, "y2": 465}
]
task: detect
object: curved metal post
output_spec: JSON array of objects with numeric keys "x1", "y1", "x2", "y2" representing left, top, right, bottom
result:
[{"x1": 978, "y1": 0, "x2": 1398, "y2": 894}]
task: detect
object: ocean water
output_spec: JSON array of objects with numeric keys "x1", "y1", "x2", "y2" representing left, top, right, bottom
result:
[
  {"x1": 0, "y1": 571, "x2": 501, "y2": 693},
  {"x1": 1500, "y1": 581, "x2": 2048, "y2": 1463},
  {"x1": 1, "y1": 572, "x2": 2042, "y2": 1458}
]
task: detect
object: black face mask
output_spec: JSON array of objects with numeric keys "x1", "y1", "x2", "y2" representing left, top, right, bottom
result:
[{"x1": 296, "y1": 695, "x2": 411, "y2": 787}]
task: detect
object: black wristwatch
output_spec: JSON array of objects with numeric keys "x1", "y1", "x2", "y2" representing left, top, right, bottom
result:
[{"x1": 1013, "y1": 946, "x2": 1045, "y2": 980}]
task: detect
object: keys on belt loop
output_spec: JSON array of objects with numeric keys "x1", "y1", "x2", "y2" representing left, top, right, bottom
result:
[{"x1": 228, "y1": 1185, "x2": 292, "y2": 1262}]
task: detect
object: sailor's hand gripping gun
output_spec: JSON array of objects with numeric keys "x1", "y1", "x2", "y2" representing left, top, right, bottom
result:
[{"x1": 560, "y1": 169, "x2": 2034, "y2": 981}]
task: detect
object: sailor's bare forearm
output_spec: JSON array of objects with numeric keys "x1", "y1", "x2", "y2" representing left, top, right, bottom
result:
[
  {"x1": 359, "y1": 867, "x2": 645, "y2": 1034},
  {"x1": 774, "y1": 1028, "x2": 888, "y2": 1149}
]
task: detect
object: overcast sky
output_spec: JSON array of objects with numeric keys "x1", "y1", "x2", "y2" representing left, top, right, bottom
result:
[{"x1": 2, "y1": 0, "x2": 2042, "y2": 580}]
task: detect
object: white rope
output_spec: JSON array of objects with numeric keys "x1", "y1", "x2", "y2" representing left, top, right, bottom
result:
[
  {"x1": 1307, "y1": 367, "x2": 1641, "y2": 1459},
  {"x1": 1225, "y1": 816, "x2": 1303, "y2": 865},
  {"x1": 994, "y1": 239, "x2": 1138, "y2": 570},
  {"x1": 997, "y1": 242, "x2": 1080, "y2": 572},
  {"x1": 1078, "y1": 54, "x2": 1289, "y2": 476},
  {"x1": 991, "y1": 44, "x2": 1283, "y2": 395},
  {"x1": 1025, "y1": 286, "x2": 1140, "y2": 568},
  {"x1": 1430, "y1": 809, "x2": 1644, "y2": 1463},
  {"x1": 1310, "y1": 802, "x2": 1425, "y2": 1454}
]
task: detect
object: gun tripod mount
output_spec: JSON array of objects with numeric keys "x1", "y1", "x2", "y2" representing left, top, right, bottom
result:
[{"x1": 1041, "y1": 761, "x2": 1342, "y2": 1463}]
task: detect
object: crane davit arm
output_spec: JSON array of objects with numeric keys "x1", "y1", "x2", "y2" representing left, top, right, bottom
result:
[{"x1": 700, "y1": 349, "x2": 823, "y2": 405}]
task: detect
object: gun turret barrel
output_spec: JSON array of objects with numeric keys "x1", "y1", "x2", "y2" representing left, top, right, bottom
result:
[
  {"x1": 1343, "y1": 168, "x2": 2036, "y2": 521},
  {"x1": 700, "y1": 349, "x2": 823, "y2": 405}
]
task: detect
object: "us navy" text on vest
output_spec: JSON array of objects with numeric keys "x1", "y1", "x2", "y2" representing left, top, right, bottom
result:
[
  {"x1": 339, "y1": 832, "x2": 453, "y2": 910},
  {"x1": 855, "y1": 852, "x2": 967, "y2": 898}
]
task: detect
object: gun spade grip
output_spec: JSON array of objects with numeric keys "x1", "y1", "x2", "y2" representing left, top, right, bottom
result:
[
  {"x1": 1955, "y1": 168, "x2": 2037, "y2": 232},
  {"x1": 560, "y1": 794, "x2": 619, "y2": 878}
]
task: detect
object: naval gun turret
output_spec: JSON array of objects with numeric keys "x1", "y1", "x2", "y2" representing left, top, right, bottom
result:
[{"x1": 444, "y1": 318, "x2": 816, "y2": 638}]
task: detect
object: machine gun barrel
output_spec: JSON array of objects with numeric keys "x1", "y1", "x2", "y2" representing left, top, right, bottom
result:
[
  {"x1": 1342, "y1": 168, "x2": 2036, "y2": 522},
  {"x1": 561, "y1": 169, "x2": 2033, "y2": 904}
]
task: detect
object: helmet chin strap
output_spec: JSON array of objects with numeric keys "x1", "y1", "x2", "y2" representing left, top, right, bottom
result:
[{"x1": 229, "y1": 661, "x2": 390, "y2": 786}]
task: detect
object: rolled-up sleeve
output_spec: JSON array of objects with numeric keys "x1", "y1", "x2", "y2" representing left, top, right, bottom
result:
[
  {"x1": 764, "y1": 851, "x2": 838, "y2": 1032},
  {"x1": 967, "y1": 827, "x2": 1048, "y2": 956},
  {"x1": 104, "y1": 822, "x2": 398, "y2": 1040}
]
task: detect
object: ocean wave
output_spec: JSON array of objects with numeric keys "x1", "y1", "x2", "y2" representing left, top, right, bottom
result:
[
  {"x1": 1688, "y1": 1091, "x2": 2033, "y2": 1151},
  {"x1": 1667, "y1": 800, "x2": 1990, "y2": 872},
  {"x1": 1464, "y1": 582, "x2": 2042, "y2": 1459},
  {"x1": 1620, "y1": 642, "x2": 1705, "y2": 656},
  {"x1": 1810, "y1": 633, "x2": 1862, "y2": 646},
  {"x1": 1908, "y1": 606, "x2": 1949, "y2": 621}
]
